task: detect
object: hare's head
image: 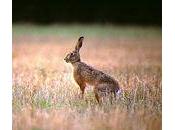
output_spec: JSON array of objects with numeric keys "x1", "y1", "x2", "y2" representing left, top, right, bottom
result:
[{"x1": 64, "y1": 36, "x2": 84, "y2": 63}]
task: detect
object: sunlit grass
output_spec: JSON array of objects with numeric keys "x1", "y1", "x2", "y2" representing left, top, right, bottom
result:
[{"x1": 13, "y1": 25, "x2": 161, "y2": 130}]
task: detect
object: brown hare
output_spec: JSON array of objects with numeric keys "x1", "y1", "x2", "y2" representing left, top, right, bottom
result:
[{"x1": 64, "y1": 36, "x2": 120, "y2": 103}]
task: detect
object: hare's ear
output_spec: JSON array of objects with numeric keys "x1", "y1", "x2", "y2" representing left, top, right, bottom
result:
[{"x1": 75, "y1": 36, "x2": 84, "y2": 52}]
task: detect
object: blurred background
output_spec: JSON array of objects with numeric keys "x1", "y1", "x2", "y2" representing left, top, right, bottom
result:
[{"x1": 13, "y1": 0, "x2": 161, "y2": 25}]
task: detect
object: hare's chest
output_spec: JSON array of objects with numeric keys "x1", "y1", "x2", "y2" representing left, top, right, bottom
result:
[{"x1": 73, "y1": 67, "x2": 82, "y2": 81}]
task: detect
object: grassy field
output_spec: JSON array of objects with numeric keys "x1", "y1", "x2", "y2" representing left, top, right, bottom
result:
[{"x1": 13, "y1": 24, "x2": 162, "y2": 130}]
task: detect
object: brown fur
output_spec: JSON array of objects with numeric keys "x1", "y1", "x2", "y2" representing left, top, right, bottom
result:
[{"x1": 64, "y1": 36, "x2": 120, "y2": 103}]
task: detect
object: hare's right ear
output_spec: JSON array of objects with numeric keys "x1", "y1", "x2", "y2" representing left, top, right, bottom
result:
[{"x1": 75, "y1": 36, "x2": 84, "y2": 52}]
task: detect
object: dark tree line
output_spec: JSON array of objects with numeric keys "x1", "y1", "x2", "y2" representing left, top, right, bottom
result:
[{"x1": 13, "y1": 0, "x2": 162, "y2": 25}]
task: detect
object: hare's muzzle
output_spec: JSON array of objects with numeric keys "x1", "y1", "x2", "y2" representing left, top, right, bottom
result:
[{"x1": 64, "y1": 57, "x2": 68, "y2": 63}]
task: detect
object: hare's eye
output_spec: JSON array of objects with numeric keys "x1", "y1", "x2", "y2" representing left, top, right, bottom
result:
[{"x1": 70, "y1": 53, "x2": 73, "y2": 55}]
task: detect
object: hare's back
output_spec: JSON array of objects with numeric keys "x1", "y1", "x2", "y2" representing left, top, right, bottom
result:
[{"x1": 77, "y1": 62, "x2": 118, "y2": 85}]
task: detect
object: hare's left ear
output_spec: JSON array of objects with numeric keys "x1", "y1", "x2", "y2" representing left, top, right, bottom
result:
[{"x1": 75, "y1": 36, "x2": 84, "y2": 52}]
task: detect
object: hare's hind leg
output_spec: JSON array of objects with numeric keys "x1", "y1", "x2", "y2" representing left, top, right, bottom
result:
[
  {"x1": 94, "y1": 88, "x2": 101, "y2": 104},
  {"x1": 94, "y1": 84, "x2": 114, "y2": 104},
  {"x1": 94, "y1": 84, "x2": 108, "y2": 104}
]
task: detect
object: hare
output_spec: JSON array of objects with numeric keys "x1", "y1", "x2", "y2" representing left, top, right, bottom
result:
[{"x1": 64, "y1": 36, "x2": 120, "y2": 103}]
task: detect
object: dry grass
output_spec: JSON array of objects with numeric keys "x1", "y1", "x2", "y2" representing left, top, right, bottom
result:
[{"x1": 13, "y1": 25, "x2": 161, "y2": 130}]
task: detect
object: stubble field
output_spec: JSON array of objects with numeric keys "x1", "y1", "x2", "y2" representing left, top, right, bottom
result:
[{"x1": 13, "y1": 25, "x2": 162, "y2": 130}]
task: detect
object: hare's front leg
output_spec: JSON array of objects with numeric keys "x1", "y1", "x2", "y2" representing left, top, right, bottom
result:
[{"x1": 76, "y1": 81, "x2": 86, "y2": 99}]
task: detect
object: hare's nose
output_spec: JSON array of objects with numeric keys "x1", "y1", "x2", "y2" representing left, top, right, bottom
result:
[{"x1": 64, "y1": 57, "x2": 68, "y2": 62}]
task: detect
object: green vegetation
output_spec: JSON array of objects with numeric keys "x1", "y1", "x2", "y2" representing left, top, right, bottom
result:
[{"x1": 13, "y1": 24, "x2": 161, "y2": 39}]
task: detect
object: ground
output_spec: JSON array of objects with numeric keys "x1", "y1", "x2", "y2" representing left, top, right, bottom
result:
[{"x1": 13, "y1": 24, "x2": 162, "y2": 130}]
